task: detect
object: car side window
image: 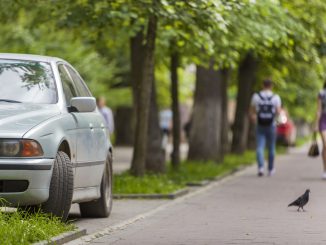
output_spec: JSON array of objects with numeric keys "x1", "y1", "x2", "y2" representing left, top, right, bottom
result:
[
  {"x1": 58, "y1": 64, "x2": 77, "y2": 106},
  {"x1": 66, "y1": 66, "x2": 91, "y2": 97}
]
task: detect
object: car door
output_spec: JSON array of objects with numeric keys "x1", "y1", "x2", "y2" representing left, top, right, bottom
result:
[
  {"x1": 58, "y1": 64, "x2": 79, "y2": 182},
  {"x1": 58, "y1": 64, "x2": 96, "y2": 188},
  {"x1": 65, "y1": 65, "x2": 107, "y2": 188}
]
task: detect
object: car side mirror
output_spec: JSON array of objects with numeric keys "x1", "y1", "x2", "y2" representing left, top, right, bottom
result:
[{"x1": 70, "y1": 97, "x2": 96, "y2": 113}]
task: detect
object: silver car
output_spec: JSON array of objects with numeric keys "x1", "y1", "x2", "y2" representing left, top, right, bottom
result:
[{"x1": 0, "y1": 53, "x2": 113, "y2": 221}]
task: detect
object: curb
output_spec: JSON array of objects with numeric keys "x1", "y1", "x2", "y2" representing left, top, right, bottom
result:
[
  {"x1": 113, "y1": 188, "x2": 189, "y2": 200},
  {"x1": 186, "y1": 180, "x2": 210, "y2": 187},
  {"x1": 214, "y1": 165, "x2": 248, "y2": 181},
  {"x1": 34, "y1": 229, "x2": 87, "y2": 245}
]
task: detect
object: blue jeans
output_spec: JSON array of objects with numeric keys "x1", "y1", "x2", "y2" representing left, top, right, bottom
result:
[{"x1": 256, "y1": 124, "x2": 276, "y2": 171}]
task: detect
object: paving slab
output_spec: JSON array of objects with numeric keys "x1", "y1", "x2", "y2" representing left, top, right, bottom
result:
[
  {"x1": 68, "y1": 144, "x2": 326, "y2": 245},
  {"x1": 68, "y1": 199, "x2": 168, "y2": 234}
]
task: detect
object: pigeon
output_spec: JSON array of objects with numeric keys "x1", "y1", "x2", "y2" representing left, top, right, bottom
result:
[{"x1": 288, "y1": 189, "x2": 310, "y2": 212}]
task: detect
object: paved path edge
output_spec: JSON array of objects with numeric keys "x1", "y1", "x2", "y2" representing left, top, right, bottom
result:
[
  {"x1": 113, "y1": 188, "x2": 190, "y2": 200},
  {"x1": 33, "y1": 228, "x2": 87, "y2": 245}
]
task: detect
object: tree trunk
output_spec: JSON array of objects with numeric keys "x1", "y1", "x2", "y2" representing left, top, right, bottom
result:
[
  {"x1": 130, "y1": 8, "x2": 158, "y2": 176},
  {"x1": 220, "y1": 68, "x2": 231, "y2": 154},
  {"x1": 231, "y1": 53, "x2": 258, "y2": 154},
  {"x1": 115, "y1": 106, "x2": 134, "y2": 146},
  {"x1": 130, "y1": 29, "x2": 145, "y2": 146},
  {"x1": 247, "y1": 120, "x2": 256, "y2": 150},
  {"x1": 188, "y1": 61, "x2": 223, "y2": 162},
  {"x1": 170, "y1": 49, "x2": 181, "y2": 168},
  {"x1": 145, "y1": 81, "x2": 165, "y2": 173}
]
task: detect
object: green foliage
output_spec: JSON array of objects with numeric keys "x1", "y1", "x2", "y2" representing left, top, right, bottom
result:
[
  {"x1": 156, "y1": 64, "x2": 195, "y2": 108},
  {"x1": 0, "y1": 208, "x2": 74, "y2": 244},
  {"x1": 105, "y1": 88, "x2": 133, "y2": 108},
  {"x1": 256, "y1": 58, "x2": 323, "y2": 122},
  {"x1": 113, "y1": 151, "x2": 255, "y2": 194},
  {"x1": 211, "y1": 1, "x2": 310, "y2": 68},
  {"x1": 1, "y1": 0, "x2": 326, "y2": 121},
  {"x1": 156, "y1": 0, "x2": 228, "y2": 59},
  {"x1": 0, "y1": 8, "x2": 121, "y2": 102}
]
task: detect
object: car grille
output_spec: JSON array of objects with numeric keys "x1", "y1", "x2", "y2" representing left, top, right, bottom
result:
[{"x1": 0, "y1": 180, "x2": 29, "y2": 192}]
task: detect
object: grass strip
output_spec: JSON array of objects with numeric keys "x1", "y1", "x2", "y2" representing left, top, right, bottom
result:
[
  {"x1": 113, "y1": 151, "x2": 256, "y2": 195},
  {"x1": 0, "y1": 208, "x2": 75, "y2": 244},
  {"x1": 296, "y1": 135, "x2": 311, "y2": 147}
]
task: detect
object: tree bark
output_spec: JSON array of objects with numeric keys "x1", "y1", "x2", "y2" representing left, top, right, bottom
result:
[
  {"x1": 247, "y1": 120, "x2": 256, "y2": 150},
  {"x1": 220, "y1": 68, "x2": 231, "y2": 154},
  {"x1": 145, "y1": 81, "x2": 165, "y2": 173},
  {"x1": 170, "y1": 49, "x2": 181, "y2": 168},
  {"x1": 130, "y1": 8, "x2": 158, "y2": 176},
  {"x1": 188, "y1": 61, "x2": 223, "y2": 162},
  {"x1": 115, "y1": 106, "x2": 134, "y2": 146},
  {"x1": 231, "y1": 53, "x2": 258, "y2": 154},
  {"x1": 130, "y1": 28, "x2": 145, "y2": 146}
]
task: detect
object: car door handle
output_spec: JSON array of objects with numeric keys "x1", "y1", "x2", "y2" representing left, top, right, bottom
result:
[{"x1": 89, "y1": 123, "x2": 94, "y2": 130}]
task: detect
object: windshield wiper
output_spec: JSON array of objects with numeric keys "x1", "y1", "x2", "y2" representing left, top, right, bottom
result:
[{"x1": 0, "y1": 99, "x2": 22, "y2": 103}]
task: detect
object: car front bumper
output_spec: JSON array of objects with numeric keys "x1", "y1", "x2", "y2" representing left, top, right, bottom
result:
[{"x1": 0, "y1": 158, "x2": 53, "y2": 206}]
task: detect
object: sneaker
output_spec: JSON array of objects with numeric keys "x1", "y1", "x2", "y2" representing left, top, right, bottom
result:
[
  {"x1": 258, "y1": 167, "x2": 264, "y2": 177},
  {"x1": 268, "y1": 169, "x2": 276, "y2": 177},
  {"x1": 322, "y1": 172, "x2": 326, "y2": 180}
]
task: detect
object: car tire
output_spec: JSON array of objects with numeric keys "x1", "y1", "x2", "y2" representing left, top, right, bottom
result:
[
  {"x1": 79, "y1": 153, "x2": 113, "y2": 218},
  {"x1": 41, "y1": 151, "x2": 74, "y2": 221}
]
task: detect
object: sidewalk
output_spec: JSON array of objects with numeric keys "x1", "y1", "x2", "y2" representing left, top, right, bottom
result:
[
  {"x1": 69, "y1": 144, "x2": 326, "y2": 244},
  {"x1": 68, "y1": 144, "x2": 188, "y2": 234}
]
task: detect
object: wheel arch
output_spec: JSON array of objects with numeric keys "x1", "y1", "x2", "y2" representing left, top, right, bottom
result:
[{"x1": 57, "y1": 139, "x2": 71, "y2": 159}]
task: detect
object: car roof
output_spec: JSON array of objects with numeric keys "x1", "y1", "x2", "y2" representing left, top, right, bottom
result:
[{"x1": 0, "y1": 53, "x2": 65, "y2": 63}]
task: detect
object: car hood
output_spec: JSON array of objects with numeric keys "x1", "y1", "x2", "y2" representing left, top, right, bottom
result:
[{"x1": 0, "y1": 103, "x2": 61, "y2": 138}]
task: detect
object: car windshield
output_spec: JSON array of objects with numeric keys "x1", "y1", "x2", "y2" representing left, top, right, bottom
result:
[{"x1": 0, "y1": 59, "x2": 57, "y2": 104}]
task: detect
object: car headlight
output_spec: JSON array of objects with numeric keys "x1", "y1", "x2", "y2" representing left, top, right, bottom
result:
[{"x1": 0, "y1": 139, "x2": 43, "y2": 157}]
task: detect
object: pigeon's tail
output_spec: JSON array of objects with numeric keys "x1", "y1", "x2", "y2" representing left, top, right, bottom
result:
[{"x1": 288, "y1": 201, "x2": 296, "y2": 207}]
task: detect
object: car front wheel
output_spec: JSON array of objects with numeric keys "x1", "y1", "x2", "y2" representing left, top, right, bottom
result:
[
  {"x1": 79, "y1": 153, "x2": 113, "y2": 218},
  {"x1": 41, "y1": 151, "x2": 74, "y2": 221}
]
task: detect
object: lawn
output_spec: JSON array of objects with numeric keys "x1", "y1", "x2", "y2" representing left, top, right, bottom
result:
[
  {"x1": 114, "y1": 139, "x2": 311, "y2": 196},
  {"x1": 114, "y1": 151, "x2": 256, "y2": 195},
  {"x1": 0, "y1": 207, "x2": 75, "y2": 244}
]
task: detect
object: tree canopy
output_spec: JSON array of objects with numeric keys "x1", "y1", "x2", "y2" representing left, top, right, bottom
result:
[{"x1": 1, "y1": 0, "x2": 325, "y2": 173}]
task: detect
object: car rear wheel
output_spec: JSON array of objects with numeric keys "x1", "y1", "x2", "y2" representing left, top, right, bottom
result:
[{"x1": 79, "y1": 153, "x2": 113, "y2": 218}]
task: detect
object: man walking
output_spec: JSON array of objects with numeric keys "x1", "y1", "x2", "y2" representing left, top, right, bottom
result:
[{"x1": 250, "y1": 79, "x2": 281, "y2": 177}]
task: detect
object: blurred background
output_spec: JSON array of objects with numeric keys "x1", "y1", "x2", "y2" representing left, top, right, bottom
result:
[{"x1": 1, "y1": 0, "x2": 324, "y2": 176}]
